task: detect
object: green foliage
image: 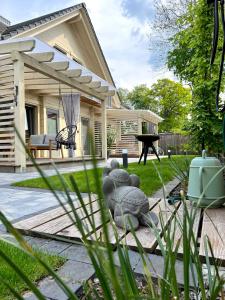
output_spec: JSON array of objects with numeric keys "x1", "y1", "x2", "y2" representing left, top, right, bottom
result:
[
  {"x1": 13, "y1": 157, "x2": 192, "y2": 196},
  {"x1": 107, "y1": 126, "x2": 117, "y2": 150},
  {"x1": 120, "y1": 80, "x2": 191, "y2": 133},
  {"x1": 127, "y1": 84, "x2": 158, "y2": 112},
  {"x1": 117, "y1": 87, "x2": 131, "y2": 108},
  {"x1": 1, "y1": 146, "x2": 225, "y2": 298},
  {"x1": 167, "y1": 0, "x2": 223, "y2": 152},
  {"x1": 0, "y1": 240, "x2": 64, "y2": 300},
  {"x1": 150, "y1": 79, "x2": 191, "y2": 133}
]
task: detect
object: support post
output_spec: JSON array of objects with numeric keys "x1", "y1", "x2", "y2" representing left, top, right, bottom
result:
[
  {"x1": 90, "y1": 107, "x2": 95, "y2": 154},
  {"x1": 101, "y1": 99, "x2": 107, "y2": 161},
  {"x1": 138, "y1": 117, "x2": 142, "y2": 156},
  {"x1": 13, "y1": 53, "x2": 26, "y2": 172}
]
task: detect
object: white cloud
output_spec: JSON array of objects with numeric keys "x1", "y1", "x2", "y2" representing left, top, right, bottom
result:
[
  {"x1": 80, "y1": 0, "x2": 175, "y2": 90},
  {"x1": 3, "y1": 0, "x2": 175, "y2": 90}
]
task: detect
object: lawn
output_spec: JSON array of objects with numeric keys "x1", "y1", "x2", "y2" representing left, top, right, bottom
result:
[
  {"x1": 13, "y1": 156, "x2": 193, "y2": 196},
  {"x1": 0, "y1": 240, "x2": 64, "y2": 300}
]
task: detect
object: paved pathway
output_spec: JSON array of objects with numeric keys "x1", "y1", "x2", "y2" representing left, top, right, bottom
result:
[{"x1": 0, "y1": 156, "x2": 165, "y2": 221}]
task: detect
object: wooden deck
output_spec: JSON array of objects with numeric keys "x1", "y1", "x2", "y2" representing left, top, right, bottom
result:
[{"x1": 13, "y1": 197, "x2": 225, "y2": 265}]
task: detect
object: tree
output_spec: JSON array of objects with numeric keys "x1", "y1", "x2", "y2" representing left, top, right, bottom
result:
[
  {"x1": 123, "y1": 80, "x2": 191, "y2": 133},
  {"x1": 167, "y1": 0, "x2": 223, "y2": 152},
  {"x1": 117, "y1": 87, "x2": 131, "y2": 108},
  {"x1": 149, "y1": 0, "x2": 194, "y2": 64},
  {"x1": 127, "y1": 84, "x2": 158, "y2": 113},
  {"x1": 149, "y1": 79, "x2": 191, "y2": 133}
]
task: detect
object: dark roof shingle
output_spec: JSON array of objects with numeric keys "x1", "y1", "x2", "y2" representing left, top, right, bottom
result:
[{"x1": 1, "y1": 3, "x2": 85, "y2": 40}]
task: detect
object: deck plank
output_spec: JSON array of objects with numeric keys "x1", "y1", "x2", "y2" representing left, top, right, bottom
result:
[
  {"x1": 56, "y1": 210, "x2": 104, "y2": 240},
  {"x1": 13, "y1": 195, "x2": 96, "y2": 230},
  {"x1": 31, "y1": 200, "x2": 99, "y2": 235},
  {"x1": 156, "y1": 201, "x2": 201, "y2": 255},
  {"x1": 122, "y1": 198, "x2": 180, "y2": 252},
  {"x1": 199, "y1": 207, "x2": 225, "y2": 262},
  {"x1": 88, "y1": 198, "x2": 161, "y2": 245}
]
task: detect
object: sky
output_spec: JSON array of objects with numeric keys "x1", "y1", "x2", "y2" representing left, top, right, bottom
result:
[{"x1": 0, "y1": 0, "x2": 174, "y2": 90}]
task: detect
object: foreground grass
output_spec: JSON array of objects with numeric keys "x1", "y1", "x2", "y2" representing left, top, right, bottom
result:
[
  {"x1": 14, "y1": 156, "x2": 193, "y2": 196},
  {"x1": 0, "y1": 240, "x2": 64, "y2": 299}
]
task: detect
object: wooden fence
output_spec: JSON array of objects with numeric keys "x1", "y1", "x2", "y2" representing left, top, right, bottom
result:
[{"x1": 158, "y1": 133, "x2": 191, "y2": 155}]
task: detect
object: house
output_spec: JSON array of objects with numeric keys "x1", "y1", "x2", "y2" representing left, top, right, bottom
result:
[{"x1": 0, "y1": 3, "x2": 120, "y2": 172}]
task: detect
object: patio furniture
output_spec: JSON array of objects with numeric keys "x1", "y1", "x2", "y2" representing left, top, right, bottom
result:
[
  {"x1": 28, "y1": 134, "x2": 64, "y2": 159},
  {"x1": 55, "y1": 125, "x2": 77, "y2": 150},
  {"x1": 135, "y1": 134, "x2": 160, "y2": 164}
]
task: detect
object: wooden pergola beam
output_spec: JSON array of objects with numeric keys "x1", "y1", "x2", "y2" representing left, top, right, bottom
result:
[
  {"x1": 103, "y1": 90, "x2": 115, "y2": 96},
  {"x1": 28, "y1": 52, "x2": 54, "y2": 62},
  {"x1": 45, "y1": 61, "x2": 69, "y2": 71},
  {"x1": 0, "y1": 40, "x2": 35, "y2": 55},
  {"x1": 61, "y1": 69, "x2": 82, "y2": 78},
  {"x1": 95, "y1": 86, "x2": 109, "y2": 93},
  {"x1": 88, "y1": 81, "x2": 101, "y2": 88},
  {"x1": 11, "y1": 51, "x2": 106, "y2": 101},
  {"x1": 76, "y1": 75, "x2": 92, "y2": 84}
]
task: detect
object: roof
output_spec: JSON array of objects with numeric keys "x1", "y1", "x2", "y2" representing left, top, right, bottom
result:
[
  {"x1": 107, "y1": 108, "x2": 163, "y2": 124},
  {"x1": 0, "y1": 3, "x2": 117, "y2": 87},
  {"x1": 0, "y1": 3, "x2": 84, "y2": 39}
]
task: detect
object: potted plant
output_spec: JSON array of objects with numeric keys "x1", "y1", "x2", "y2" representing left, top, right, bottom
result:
[{"x1": 107, "y1": 127, "x2": 117, "y2": 158}]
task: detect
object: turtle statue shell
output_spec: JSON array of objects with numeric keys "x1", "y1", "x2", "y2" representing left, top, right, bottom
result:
[{"x1": 102, "y1": 159, "x2": 159, "y2": 231}]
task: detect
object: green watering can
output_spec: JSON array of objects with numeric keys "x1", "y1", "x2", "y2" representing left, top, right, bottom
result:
[{"x1": 187, "y1": 150, "x2": 225, "y2": 208}]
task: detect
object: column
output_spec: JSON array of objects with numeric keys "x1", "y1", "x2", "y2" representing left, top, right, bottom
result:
[
  {"x1": 101, "y1": 99, "x2": 107, "y2": 161},
  {"x1": 13, "y1": 55, "x2": 26, "y2": 172}
]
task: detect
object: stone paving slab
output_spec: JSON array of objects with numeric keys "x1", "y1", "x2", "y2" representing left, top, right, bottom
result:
[
  {"x1": 24, "y1": 260, "x2": 95, "y2": 300},
  {"x1": 113, "y1": 249, "x2": 197, "y2": 288}
]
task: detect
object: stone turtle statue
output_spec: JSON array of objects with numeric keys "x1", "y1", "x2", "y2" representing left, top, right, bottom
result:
[{"x1": 102, "y1": 159, "x2": 159, "y2": 231}]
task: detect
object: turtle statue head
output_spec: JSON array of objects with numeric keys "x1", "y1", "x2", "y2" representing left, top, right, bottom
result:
[{"x1": 102, "y1": 159, "x2": 158, "y2": 231}]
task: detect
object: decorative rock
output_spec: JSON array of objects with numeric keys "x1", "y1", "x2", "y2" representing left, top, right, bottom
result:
[{"x1": 102, "y1": 159, "x2": 159, "y2": 231}]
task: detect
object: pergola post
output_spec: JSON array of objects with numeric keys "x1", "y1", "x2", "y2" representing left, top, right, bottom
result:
[
  {"x1": 13, "y1": 54, "x2": 26, "y2": 171},
  {"x1": 101, "y1": 99, "x2": 107, "y2": 161},
  {"x1": 138, "y1": 116, "x2": 142, "y2": 156},
  {"x1": 89, "y1": 106, "x2": 95, "y2": 148}
]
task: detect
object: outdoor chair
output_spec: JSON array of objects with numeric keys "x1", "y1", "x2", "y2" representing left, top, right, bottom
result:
[{"x1": 28, "y1": 134, "x2": 64, "y2": 159}]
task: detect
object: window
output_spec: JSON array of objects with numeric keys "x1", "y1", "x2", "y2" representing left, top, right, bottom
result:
[{"x1": 47, "y1": 109, "x2": 58, "y2": 134}]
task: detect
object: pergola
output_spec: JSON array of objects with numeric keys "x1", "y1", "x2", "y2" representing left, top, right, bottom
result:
[
  {"x1": 107, "y1": 109, "x2": 163, "y2": 156},
  {"x1": 0, "y1": 38, "x2": 116, "y2": 171}
]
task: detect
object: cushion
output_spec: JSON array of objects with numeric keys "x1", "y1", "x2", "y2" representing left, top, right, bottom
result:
[
  {"x1": 43, "y1": 134, "x2": 56, "y2": 145},
  {"x1": 30, "y1": 135, "x2": 45, "y2": 145}
]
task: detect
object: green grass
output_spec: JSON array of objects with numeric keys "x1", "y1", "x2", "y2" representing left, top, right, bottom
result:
[
  {"x1": 13, "y1": 156, "x2": 193, "y2": 196},
  {"x1": 0, "y1": 240, "x2": 65, "y2": 300}
]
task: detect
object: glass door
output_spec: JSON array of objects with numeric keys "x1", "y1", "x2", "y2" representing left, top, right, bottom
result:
[
  {"x1": 25, "y1": 105, "x2": 36, "y2": 142},
  {"x1": 81, "y1": 117, "x2": 90, "y2": 155}
]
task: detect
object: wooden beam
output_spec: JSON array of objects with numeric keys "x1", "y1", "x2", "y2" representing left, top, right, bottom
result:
[
  {"x1": 11, "y1": 51, "x2": 106, "y2": 101},
  {"x1": 25, "y1": 78, "x2": 58, "y2": 85},
  {"x1": 0, "y1": 40, "x2": 35, "y2": 55},
  {"x1": 95, "y1": 86, "x2": 109, "y2": 93},
  {"x1": 28, "y1": 52, "x2": 54, "y2": 62},
  {"x1": 76, "y1": 75, "x2": 92, "y2": 84},
  {"x1": 61, "y1": 69, "x2": 82, "y2": 78},
  {"x1": 25, "y1": 84, "x2": 69, "y2": 90},
  {"x1": 24, "y1": 73, "x2": 49, "y2": 80},
  {"x1": 103, "y1": 90, "x2": 115, "y2": 96},
  {"x1": 88, "y1": 81, "x2": 101, "y2": 88},
  {"x1": 44, "y1": 61, "x2": 69, "y2": 71}
]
